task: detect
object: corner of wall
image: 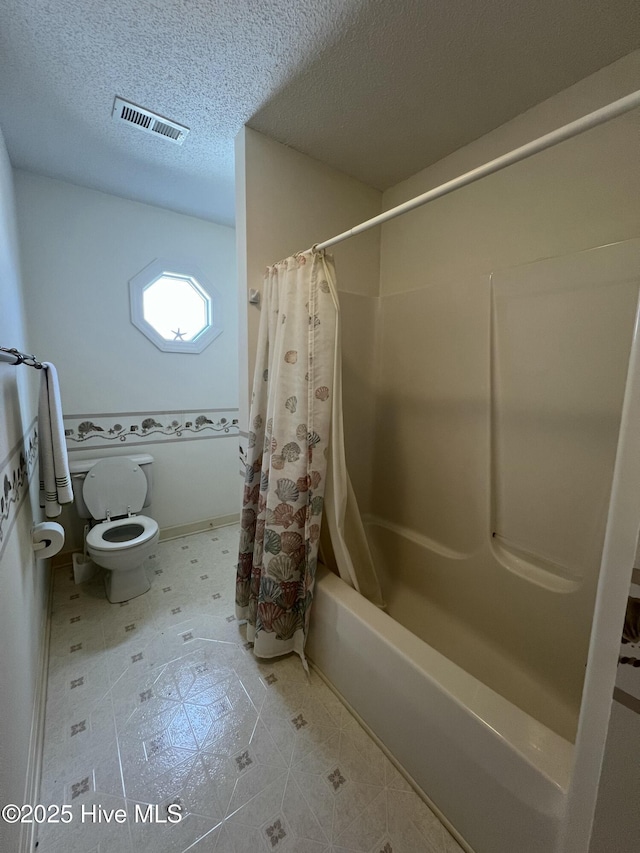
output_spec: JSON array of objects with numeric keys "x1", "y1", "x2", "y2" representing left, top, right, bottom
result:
[
  {"x1": 235, "y1": 127, "x2": 250, "y2": 434},
  {"x1": 237, "y1": 126, "x2": 383, "y2": 512},
  {"x1": 0, "y1": 126, "x2": 50, "y2": 853}
]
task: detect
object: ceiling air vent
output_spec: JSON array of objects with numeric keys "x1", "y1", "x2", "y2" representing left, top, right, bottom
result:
[{"x1": 112, "y1": 97, "x2": 189, "y2": 145}]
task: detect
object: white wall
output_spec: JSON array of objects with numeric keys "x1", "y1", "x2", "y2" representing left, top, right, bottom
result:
[
  {"x1": 235, "y1": 127, "x2": 382, "y2": 512},
  {"x1": 14, "y1": 173, "x2": 240, "y2": 546},
  {"x1": 0, "y1": 130, "x2": 49, "y2": 852}
]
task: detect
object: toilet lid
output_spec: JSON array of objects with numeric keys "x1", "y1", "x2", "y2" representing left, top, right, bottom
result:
[{"x1": 82, "y1": 457, "x2": 148, "y2": 520}]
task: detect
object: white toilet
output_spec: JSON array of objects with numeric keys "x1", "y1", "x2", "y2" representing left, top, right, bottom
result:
[{"x1": 70, "y1": 454, "x2": 159, "y2": 602}]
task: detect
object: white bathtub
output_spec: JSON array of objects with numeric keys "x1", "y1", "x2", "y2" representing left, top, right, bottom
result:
[{"x1": 307, "y1": 565, "x2": 573, "y2": 853}]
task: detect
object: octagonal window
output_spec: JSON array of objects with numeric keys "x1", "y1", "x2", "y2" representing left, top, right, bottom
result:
[
  {"x1": 143, "y1": 275, "x2": 209, "y2": 342},
  {"x1": 129, "y1": 259, "x2": 223, "y2": 353}
]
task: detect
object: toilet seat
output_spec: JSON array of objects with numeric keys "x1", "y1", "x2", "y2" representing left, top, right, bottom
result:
[{"x1": 87, "y1": 515, "x2": 158, "y2": 553}]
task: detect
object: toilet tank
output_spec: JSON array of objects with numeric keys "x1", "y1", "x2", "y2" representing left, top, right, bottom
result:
[{"x1": 69, "y1": 454, "x2": 154, "y2": 518}]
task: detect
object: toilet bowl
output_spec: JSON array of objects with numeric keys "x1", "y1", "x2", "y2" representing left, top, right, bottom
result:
[
  {"x1": 71, "y1": 455, "x2": 159, "y2": 603},
  {"x1": 87, "y1": 515, "x2": 158, "y2": 601}
]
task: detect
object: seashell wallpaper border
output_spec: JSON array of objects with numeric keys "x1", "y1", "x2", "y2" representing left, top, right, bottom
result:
[
  {"x1": 64, "y1": 408, "x2": 239, "y2": 451},
  {"x1": 0, "y1": 418, "x2": 38, "y2": 559}
]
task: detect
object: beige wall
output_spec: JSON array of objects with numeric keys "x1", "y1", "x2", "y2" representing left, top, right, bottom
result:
[
  {"x1": 236, "y1": 49, "x2": 640, "y2": 851},
  {"x1": 377, "y1": 49, "x2": 640, "y2": 852},
  {"x1": 0, "y1": 130, "x2": 48, "y2": 852},
  {"x1": 235, "y1": 127, "x2": 382, "y2": 511},
  {"x1": 15, "y1": 173, "x2": 240, "y2": 547},
  {"x1": 380, "y1": 51, "x2": 640, "y2": 296},
  {"x1": 376, "y1": 49, "x2": 640, "y2": 561}
]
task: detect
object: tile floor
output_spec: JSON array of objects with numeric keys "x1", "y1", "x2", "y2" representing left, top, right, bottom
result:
[{"x1": 37, "y1": 524, "x2": 464, "y2": 853}]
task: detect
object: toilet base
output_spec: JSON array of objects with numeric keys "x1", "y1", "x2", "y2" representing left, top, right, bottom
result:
[{"x1": 104, "y1": 565, "x2": 151, "y2": 603}]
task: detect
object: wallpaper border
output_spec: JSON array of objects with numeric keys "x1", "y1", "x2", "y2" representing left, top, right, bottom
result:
[
  {"x1": 64, "y1": 407, "x2": 239, "y2": 451},
  {"x1": 0, "y1": 417, "x2": 38, "y2": 559}
]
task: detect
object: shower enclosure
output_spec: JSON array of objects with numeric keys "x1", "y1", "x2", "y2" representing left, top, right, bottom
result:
[
  {"x1": 237, "y1": 74, "x2": 640, "y2": 852},
  {"x1": 308, "y1": 237, "x2": 640, "y2": 853}
]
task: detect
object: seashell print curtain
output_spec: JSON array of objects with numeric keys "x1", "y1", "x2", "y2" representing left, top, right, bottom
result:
[{"x1": 236, "y1": 249, "x2": 383, "y2": 664}]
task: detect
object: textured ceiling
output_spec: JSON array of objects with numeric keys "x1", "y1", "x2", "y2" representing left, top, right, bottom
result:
[{"x1": 0, "y1": 0, "x2": 638, "y2": 226}]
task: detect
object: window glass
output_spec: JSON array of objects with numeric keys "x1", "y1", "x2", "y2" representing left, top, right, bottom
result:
[
  {"x1": 129, "y1": 259, "x2": 223, "y2": 354},
  {"x1": 142, "y1": 275, "x2": 209, "y2": 342}
]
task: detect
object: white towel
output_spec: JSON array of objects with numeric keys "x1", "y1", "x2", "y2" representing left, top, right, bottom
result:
[{"x1": 39, "y1": 362, "x2": 73, "y2": 517}]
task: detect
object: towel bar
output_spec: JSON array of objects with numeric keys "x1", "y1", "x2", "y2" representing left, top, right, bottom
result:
[{"x1": 0, "y1": 345, "x2": 43, "y2": 369}]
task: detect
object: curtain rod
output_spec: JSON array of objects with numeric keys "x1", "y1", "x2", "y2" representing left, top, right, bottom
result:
[
  {"x1": 0, "y1": 346, "x2": 43, "y2": 369},
  {"x1": 311, "y1": 89, "x2": 640, "y2": 253}
]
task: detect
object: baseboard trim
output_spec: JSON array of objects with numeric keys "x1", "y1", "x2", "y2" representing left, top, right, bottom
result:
[
  {"x1": 51, "y1": 551, "x2": 72, "y2": 571},
  {"x1": 51, "y1": 514, "x2": 241, "y2": 570},
  {"x1": 19, "y1": 561, "x2": 54, "y2": 853},
  {"x1": 158, "y1": 513, "x2": 240, "y2": 542}
]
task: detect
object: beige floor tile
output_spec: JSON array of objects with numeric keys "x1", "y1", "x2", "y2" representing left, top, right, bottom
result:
[{"x1": 37, "y1": 526, "x2": 456, "y2": 853}]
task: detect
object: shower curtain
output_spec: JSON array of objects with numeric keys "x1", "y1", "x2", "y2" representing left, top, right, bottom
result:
[{"x1": 236, "y1": 249, "x2": 382, "y2": 663}]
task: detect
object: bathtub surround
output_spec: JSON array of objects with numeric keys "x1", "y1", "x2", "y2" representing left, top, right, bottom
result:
[
  {"x1": 15, "y1": 172, "x2": 239, "y2": 550},
  {"x1": 490, "y1": 247, "x2": 638, "y2": 587},
  {"x1": 0, "y1": 126, "x2": 50, "y2": 853},
  {"x1": 368, "y1": 240, "x2": 639, "y2": 741},
  {"x1": 238, "y1": 50, "x2": 640, "y2": 853},
  {"x1": 377, "y1": 51, "x2": 640, "y2": 853},
  {"x1": 307, "y1": 565, "x2": 572, "y2": 853}
]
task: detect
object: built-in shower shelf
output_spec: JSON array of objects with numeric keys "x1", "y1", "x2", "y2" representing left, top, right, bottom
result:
[
  {"x1": 491, "y1": 534, "x2": 581, "y2": 593},
  {"x1": 362, "y1": 513, "x2": 469, "y2": 560}
]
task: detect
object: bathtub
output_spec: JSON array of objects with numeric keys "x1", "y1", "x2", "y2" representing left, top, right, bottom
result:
[{"x1": 307, "y1": 523, "x2": 575, "y2": 853}]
